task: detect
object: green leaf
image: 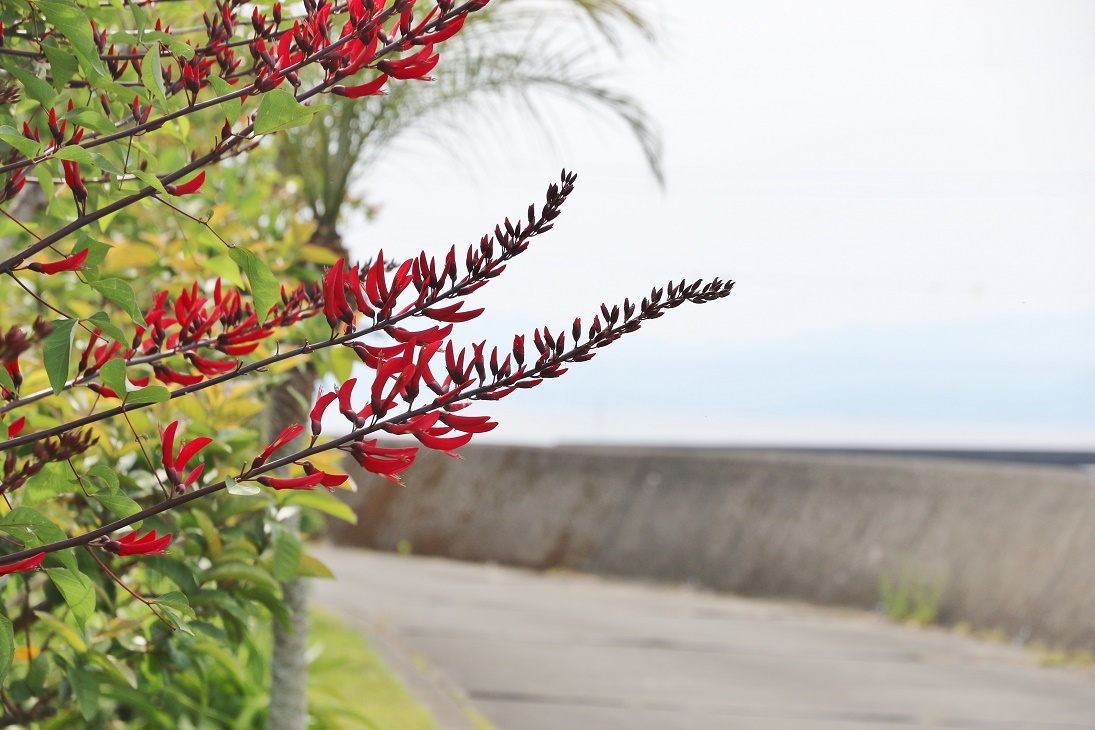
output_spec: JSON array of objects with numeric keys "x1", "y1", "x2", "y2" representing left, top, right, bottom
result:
[
  {"x1": 36, "y1": 159, "x2": 56, "y2": 210},
  {"x1": 152, "y1": 591, "x2": 195, "y2": 619},
  {"x1": 33, "y1": 611, "x2": 87, "y2": 653},
  {"x1": 77, "y1": 234, "x2": 111, "y2": 267},
  {"x1": 68, "y1": 665, "x2": 99, "y2": 721},
  {"x1": 43, "y1": 319, "x2": 77, "y2": 395},
  {"x1": 206, "y1": 75, "x2": 241, "y2": 123},
  {"x1": 144, "y1": 31, "x2": 195, "y2": 60},
  {"x1": 92, "y1": 490, "x2": 141, "y2": 520},
  {"x1": 190, "y1": 510, "x2": 222, "y2": 559},
  {"x1": 46, "y1": 568, "x2": 95, "y2": 629},
  {"x1": 272, "y1": 527, "x2": 302, "y2": 582},
  {"x1": 130, "y1": 3, "x2": 148, "y2": 39},
  {"x1": 282, "y1": 490, "x2": 357, "y2": 525},
  {"x1": 0, "y1": 366, "x2": 12, "y2": 393},
  {"x1": 225, "y1": 476, "x2": 260, "y2": 497},
  {"x1": 106, "y1": 31, "x2": 140, "y2": 45},
  {"x1": 132, "y1": 170, "x2": 168, "y2": 195},
  {"x1": 234, "y1": 583, "x2": 290, "y2": 628},
  {"x1": 90, "y1": 278, "x2": 146, "y2": 326},
  {"x1": 204, "y1": 254, "x2": 244, "y2": 289},
  {"x1": 85, "y1": 464, "x2": 119, "y2": 495},
  {"x1": 88, "y1": 152, "x2": 123, "y2": 177},
  {"x1": 202, "y1": 562, "x2": 280, "y2": 592},
  {"x1": 126, "y1": 385, "x2": 169, "y2": 404},
  {"x1": 0, "y1": 508, "x2": 75, "y2": 571},
  {"x1": 64, "y1": 109, "x2": 116, "y2": 136},
  {"x1": 141, "y1": 46, "x2": 167, "y2": 109},
  {"x1": 37, "y1": 0, "x2": 106, "y2": 78},
  {"x1": 7, "y1": 67, "x2": 56, "y2": 107},
  {"x1": 23, "y1": 462, "x2": 74, "y2": 505},
  {"x1": 297, "y1": 554, "x2": 335, "y2": 579},
  {"x1": 43, "y1": 45, "x2": 79, "y2": 91},
  {"x1": 53, "y1": 145, "x2": 94, "y2": 165},
  {"x1": 228, "y1": 247, "x2": 279, "y2": 324},
  {"x1": 254, "y1": 90, "x2": 323, "y2": 135},
  {"x1": 87, "y1": 312, "x2": 126, "y2": 344},
  {"x1": 0, "y1": 616, "x2": 12, "y2": 687},
  {"x1": 97, "y1": 358, "x2": 126, "y2": 395},
  {"x1": 143, "y1": 556, "x2": 198, "y2": 594},
  {"x1": 87, "y1": 652, "x2": 138, "y2": 689},
  {"x1": 0, "y1": 125, "x2": 44, "y2": 158}
]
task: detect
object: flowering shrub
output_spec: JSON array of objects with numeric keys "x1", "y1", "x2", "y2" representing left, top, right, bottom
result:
[{"x1": 0, "y1": 0, "x2": 732, "y2": 724}]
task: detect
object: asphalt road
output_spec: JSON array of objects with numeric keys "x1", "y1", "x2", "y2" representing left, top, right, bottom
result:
[{"x1": 311, "y1": 546, "x2": 1095, "y2": 730}]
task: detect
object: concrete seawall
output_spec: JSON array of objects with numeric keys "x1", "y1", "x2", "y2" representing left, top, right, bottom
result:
[{"x1": 329, "y1": 445, "x2": 1095, "y2": 649}]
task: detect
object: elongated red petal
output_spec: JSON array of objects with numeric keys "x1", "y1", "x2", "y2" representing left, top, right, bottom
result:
[
  {"x1": 415, "y1": 15, "x2": 465, "y2": 45},
  {"x1": 319, "y1": 472, "x2": 348, "y2": 488},
  {"x1": 6, "y1": 417, "x2": 25, "y2": 438},
  {"x1": 28, "y1": 247, "x2": 89, "y2": 275},
  {"x1": 424, "y1": 303, "x2": 484, "y2": 323},
  {"x1": 260, "y1": 423, "x2": 304, "y2": 459},
  {"x1": 175, "y1": 437, "x2": 212, "y2": 470},
  {"x1": 416, "y1": 430, "x2": 473, "y2": 452},
  {"x1": 337, "y1": 378, "x2": 357, "y2": 415},
  {"x1": 331, "y1": 73, "x2": 388, "y2": 99},
  {"x1": 118, "y1": 532, "x2": 172, "y2": 556},
  {"x1": 167, "y1": 171, "x2": 206, "y2": 196},
  {"x1": 439, "y1": 413, "x2": 498, "y2": 434},
  {"x1": 257, "y1": 472, "x2": 326, "y2": 490},
  {"x1": 182, "y1": 463, "x2": 205, "y2": 488},
  {"x1": 0, "y1": 553, "x2": 45, "y2": 576},
  {"x1": 310, "y1": 391, "x2": 338, "y2": 435},
  {"x1": 161, "y1": 421, "x2": 179, "y2": 468}
]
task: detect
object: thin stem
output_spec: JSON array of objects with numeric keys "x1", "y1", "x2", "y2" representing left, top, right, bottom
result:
[
  {"x1": 120, "y1": 407, "x2": 169, "y2": 499},
  {"x1": 84, "y1": 547, "x2": 170, "y2": 626},
  {"x1": 0, "y1": 207, "x2": 41, "y2": 242},
  {"x1": 5, "y1": 273, "x2": 82, "y2": 324},
  {"x1": 153, "y1": 195, "x2": 230, "y2": 248}
]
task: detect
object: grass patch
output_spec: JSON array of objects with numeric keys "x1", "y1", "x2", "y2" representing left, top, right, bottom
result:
[
  {"x1": 878, "y1": 571, "x2": 945, "y2": 625},
  {"x1": 308, "y1": 611, "x2": 442, "y2": 730}
]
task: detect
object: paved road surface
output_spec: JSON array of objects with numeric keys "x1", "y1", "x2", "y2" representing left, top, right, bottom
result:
[{"x1": 311, "y1": 546, "x2": 1095, "y2": 730}]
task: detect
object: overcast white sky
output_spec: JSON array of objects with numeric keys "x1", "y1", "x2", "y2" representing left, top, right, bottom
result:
[{"x1": 344, "y1": 0, "x2": 1095, "y2": 449}]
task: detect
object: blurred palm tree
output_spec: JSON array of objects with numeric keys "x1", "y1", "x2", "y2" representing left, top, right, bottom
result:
[
  {"x1": 279, "y1": 0, "x2": 661, "y2": 251},
  {"x1": 266, "y1": 3, "x2": 660, "y2": 728}
]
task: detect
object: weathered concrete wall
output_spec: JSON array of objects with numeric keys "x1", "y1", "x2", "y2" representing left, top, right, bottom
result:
[{"x1": 329, "y1": 445, "x2": 1095, "y2": 649}]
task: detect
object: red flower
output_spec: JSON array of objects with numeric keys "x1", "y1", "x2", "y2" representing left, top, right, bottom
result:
[
  {"x1": 106, "y1": 530, "x2": 172, "y2": 556},
  {"x1": 348, "y1": 439, "x2": 417, "y2": 484},
  {"x1": 255, "y1": 465, "x2": 348, "y2": 491},
  {"x1": 251, "y1": 423, "x2": 304, "y2": 469},
  {"x1": 424, "y1": 302, "x2": 484, "y2": 323},
  {"x1": 27, "y1": 247, "x2": 89, "y2": 275},
  {"x1": 309, "y1": 391, "x2": 338, "y2": 437},
  {"x1": 377, "y1": 44, "x2": 439, "y2": 81},
  {"x1": 331, "y1": 73, "x2": 389, "y2": 99},
  {"x1": 6, "y1": 416, "x2": 25, "y2": 439},
  {"x1": 165, "y1": 171, "x2": 205, "y2": 196},
  {"x1": 161, "y1": 421, "x2": 212, "y2": 493},
  {"x1": 0, "y1": 553, "x2": 44, "y2": 576}
]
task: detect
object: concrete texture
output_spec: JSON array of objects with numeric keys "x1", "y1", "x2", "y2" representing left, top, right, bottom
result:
[
  {"x1": 329, "y1": 445, "x2": 1095, "y2": 649},
  {"x1": 312, "y1": 546, "x2": 1095, "y2": 730}
]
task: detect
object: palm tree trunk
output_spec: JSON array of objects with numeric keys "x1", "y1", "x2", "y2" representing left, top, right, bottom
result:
[
  {"x1": 265, "y1": 225, "x2": 344, "y2": 730},
  {"x1": 265, "y1": 363, "x2": 314, "y2": 730}
]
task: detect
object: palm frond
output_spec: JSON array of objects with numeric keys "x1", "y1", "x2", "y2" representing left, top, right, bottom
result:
[{"x1": 277, "y1": 0, "x2": 660, "y2": 229}]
